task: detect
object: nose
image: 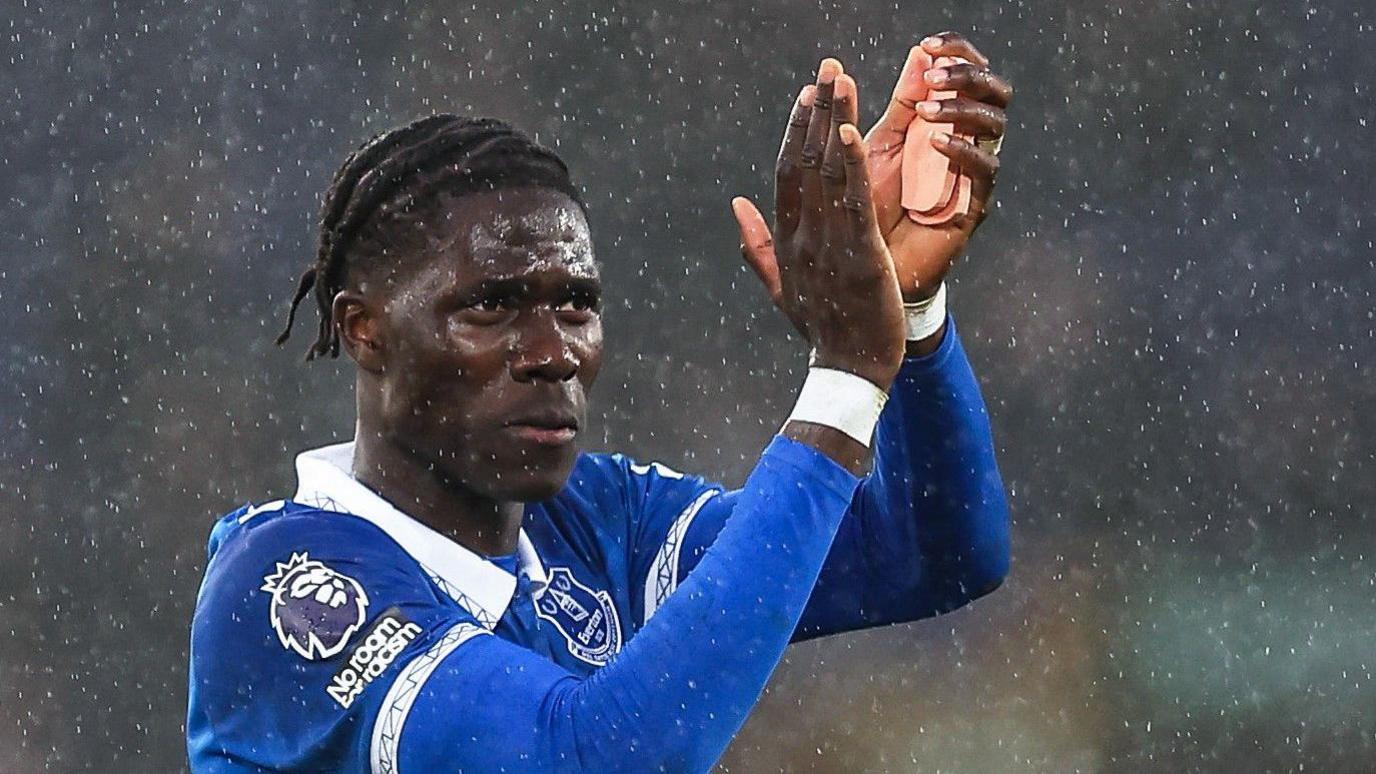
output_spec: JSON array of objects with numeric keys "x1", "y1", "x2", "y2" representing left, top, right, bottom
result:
[{"x1": 510, "y1": 310, "x2": 579, "y2": 383}]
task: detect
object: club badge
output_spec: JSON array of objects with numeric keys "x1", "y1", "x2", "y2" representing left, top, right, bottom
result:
[
  {"x1": 534, "y1": 567, "x2": 622, "y2": 667},
  {"x1": 261, "y1": 552, "x2": 370, "y2": 661}
]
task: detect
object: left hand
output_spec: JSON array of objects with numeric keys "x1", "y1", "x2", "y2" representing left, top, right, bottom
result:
[{"x1": 734, "y1": 32, "x2": 1012, "y2": 305}]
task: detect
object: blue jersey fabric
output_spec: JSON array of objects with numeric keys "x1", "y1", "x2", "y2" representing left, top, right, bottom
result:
[
  {"x1": 662, "y1": 313, "x2": 1012, "y2": 640},
  {"x1": 187, "y1": 313, "x2": 1010, "y2": 772}
]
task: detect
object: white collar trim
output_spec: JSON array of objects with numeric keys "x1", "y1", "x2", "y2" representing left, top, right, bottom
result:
[{"x1": 291, "y1": 440, "x2": 547, "y2": 629}]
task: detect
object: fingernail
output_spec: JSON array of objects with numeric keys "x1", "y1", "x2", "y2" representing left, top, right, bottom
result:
[
  {"x1": 925, "y1": 68, "x2": 948, "y2": 85},
  {"x1": 819, "y1": 57, "x2": 841, "y2": 83},
  {"x1": 932, "y1": 131, "x2": 951, "y2": 145},
  {"x1": 834, "y1": 74, "x2": 854, "y2": 100},
  {"x1": 839, "y1": 125, "x2": 855, "y2": 145},
  {"x1": 917, "y1": 100, "x2": 940, "y2": 117},
  {"x1": 800, "y1": 85, "x2": 815, "y2": 106},
  {"x1": 921, "y1": 35, "x2": 943, "y2": 50}
]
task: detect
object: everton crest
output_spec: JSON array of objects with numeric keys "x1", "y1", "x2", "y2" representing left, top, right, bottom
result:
[
  {"x1": 261, "y1": 552, "x2": 370, "y2": 661},
  {"x1": 534, "y1": 567, "x2": 622, "y2": 667}
]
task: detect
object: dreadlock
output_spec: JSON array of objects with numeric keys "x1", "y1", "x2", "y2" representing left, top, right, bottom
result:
[{"x1": 275, "y1": 114, "x2": 585, "y2": 360}]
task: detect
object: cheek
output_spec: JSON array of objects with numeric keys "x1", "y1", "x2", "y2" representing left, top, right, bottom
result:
[
  {"x1": 386, "y1": 324, "x2": 510, "y2": 424},
  {"x1": 575, "y1": 319, "x2": 605, "y2": 383}
]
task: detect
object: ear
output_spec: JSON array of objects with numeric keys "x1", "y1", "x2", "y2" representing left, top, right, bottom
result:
[{"x1": 333, "y1": 291, "x2": 386, "y2": 374}]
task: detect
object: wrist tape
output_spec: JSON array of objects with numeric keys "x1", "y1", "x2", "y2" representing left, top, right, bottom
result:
[
  {"x1": 904, "y1": 281, "x2": 947, "y2": 341},
  {"x1": 786, "y1": 367, "x2": 889, "y2": 448}
]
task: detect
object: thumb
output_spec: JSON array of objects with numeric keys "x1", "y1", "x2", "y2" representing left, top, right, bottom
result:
[
  {"x1": 867, "y1": 45, "x2": 932, "y2": 149},
  {"x1": 731, "y1": 196, "x2": 782, "y2": 302}
]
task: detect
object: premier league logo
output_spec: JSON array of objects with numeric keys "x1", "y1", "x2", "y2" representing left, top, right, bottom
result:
[
  {"x1": 261, "y1": 552, "x2": 370, "y2": 661},
  {"x1": 534, "y1": 567, "x2": 622, "y2": 667}
]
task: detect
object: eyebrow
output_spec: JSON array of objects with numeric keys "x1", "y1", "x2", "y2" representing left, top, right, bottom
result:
[{"x1": 444, "y1": 275, "x2": 603, "y2": 306}]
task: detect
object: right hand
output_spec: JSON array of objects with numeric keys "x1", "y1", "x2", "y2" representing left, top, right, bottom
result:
[{"x1": 731, "y1": 59, "x2": 906, "y2": 392}]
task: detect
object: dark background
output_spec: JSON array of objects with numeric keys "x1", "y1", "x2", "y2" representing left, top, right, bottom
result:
[{"x1": 3, "y1": 0, "x2": 1373, "y2": 770}]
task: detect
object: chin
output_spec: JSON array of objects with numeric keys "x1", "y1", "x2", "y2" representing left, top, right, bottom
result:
[
  {"x1": 494, "y1": 468, "x2": 574, "y2": 503},
  {"x1": 503, "y1": 477, "x2": 570, "y2": 503},
  {"x1": 477, "y1": 447, "x2": 579, "y2": 503}
]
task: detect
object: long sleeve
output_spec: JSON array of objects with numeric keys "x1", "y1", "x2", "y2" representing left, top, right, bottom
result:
[
  {"x1": 792, "y1": 312, "x2": 1011, "y2": 639},
  {"x1": 394, "y1": 435, "x2": 861, "y2": 772},
  {"x1": 658, "y1": 312, "x2": 1011, "y2": 642}
]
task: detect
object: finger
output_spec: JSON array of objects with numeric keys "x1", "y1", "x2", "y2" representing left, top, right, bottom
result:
[
  {"x1": 838, "y1": 123, "x2": 885, "y2": 247},
  {"x1": 930, "y1": 132, "x2": 999, "y2": 228},
  {"x1": 776, "y1": 84, "x2": 816, "y2": 236},
  {"x1": 801, "y1": 58, "x2": 843, "y2": 214},
  {"x1": 920, "y1": 31, "x2": 990, "y2": 68},
  {"x1": 731, "y1": 196, "x2": 783, "y2": 302},
  {"x1": 915, "y1": 96, "x2": 1006, "y2": 139},
  {"x1": 821, "y1": 74, "x2": 859, "y2": 200},
  {"x1": 868, "y1": 44, "x2": 930, "y2": 145},
  {"x1": 923, "y1": 62, "x2": 1014, "y2": 108}
]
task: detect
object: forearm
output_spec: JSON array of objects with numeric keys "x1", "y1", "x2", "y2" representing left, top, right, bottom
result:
[
  {"x1": 572, "y1": 436, "x2": 857, "y2": 766},
  {"x1": 867, "y1": 311, "x2": 1010, "y2": 602},
  {"x1": 795, "y1": 312, "x2": 1010, "y2": 638},
  {"x1": 403, "y1": 436, "x2": 861, "y2": 772}
]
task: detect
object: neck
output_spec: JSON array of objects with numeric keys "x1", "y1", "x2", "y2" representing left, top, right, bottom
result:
[{"x1": 350, "y1": 423, "x2": 524, "y2": 557}]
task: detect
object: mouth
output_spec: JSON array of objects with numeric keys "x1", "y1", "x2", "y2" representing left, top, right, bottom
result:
[{"x1": 503, "y1": 412, "x2": 580, "y2": 446}]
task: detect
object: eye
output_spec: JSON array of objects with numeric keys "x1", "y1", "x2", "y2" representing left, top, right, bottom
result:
[
  {"x1": 554, "y1": 292, "x2": 600, "y2": 322},
  {"x1": 458, "y1": 292, "x2": 518, "y2": 324},
  {"x1": 476, "y1": 295, "x2": 512, "y2": 312}
]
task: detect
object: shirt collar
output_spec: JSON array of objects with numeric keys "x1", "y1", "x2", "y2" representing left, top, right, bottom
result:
[{"x1": 291, "y1": 440, "x2": 548, "y2": 629}]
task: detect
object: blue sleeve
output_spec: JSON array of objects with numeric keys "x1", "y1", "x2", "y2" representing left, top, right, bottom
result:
[
  {"x1": 669, "y1": 313, "x2": 1011, "y2": 641},
  {"x1": 187, "y1": 506, "x2": 480, "y2": 772},
  {"x1": 393, "y1": 435, "x2": 860, "y2": 773},
  {"x1": 796, "y1": 312, "x2": 1011, "y2": 637}
]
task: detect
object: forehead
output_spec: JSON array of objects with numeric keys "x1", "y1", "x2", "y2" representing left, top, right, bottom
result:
[{"x1": 425, "y1": 187, "x2": 596, "y2": 283}]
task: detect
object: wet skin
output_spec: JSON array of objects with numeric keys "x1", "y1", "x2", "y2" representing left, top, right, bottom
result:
[
  {"x1": 334, "y1": 186, "x2": 603, "y2": 555},
  {"x1": 331, "y1": 33, "x2": 1009, "y2": 555}
]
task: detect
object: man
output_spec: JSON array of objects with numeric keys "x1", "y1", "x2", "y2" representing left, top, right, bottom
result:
[{"x1": 188, "y1": 33, "x2": 1013, "y2": 772}]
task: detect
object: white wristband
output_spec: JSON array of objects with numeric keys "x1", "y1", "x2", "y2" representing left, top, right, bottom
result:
[
  {"x1": 785, "y1": 367, "x2": 889, "y2": 448},
  {"x1": 904, "y1": 282, "x2": 948, "y2": 341}
]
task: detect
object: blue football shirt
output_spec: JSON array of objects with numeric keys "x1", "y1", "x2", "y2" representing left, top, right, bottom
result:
[{"x1": 186, "y1": 313, "x2": 1011, "y2": 773}]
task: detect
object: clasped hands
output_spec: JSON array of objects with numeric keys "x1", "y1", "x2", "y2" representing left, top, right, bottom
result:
[{"x1": 732, "y1": 33, "x2": 1013, "y2": 377}]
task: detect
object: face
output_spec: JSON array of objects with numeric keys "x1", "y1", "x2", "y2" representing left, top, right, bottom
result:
[{"x1": 348, "y1": 186, "x2": 603, "y2": 502}]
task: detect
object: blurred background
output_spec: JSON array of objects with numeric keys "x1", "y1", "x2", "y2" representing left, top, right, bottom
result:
[{"x1": 3, "y1": 0, "x2": 1373, "y2": 770}]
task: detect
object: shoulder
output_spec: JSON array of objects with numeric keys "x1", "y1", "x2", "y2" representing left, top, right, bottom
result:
[
  {"x1": 566, "y1": 450, "x2": 715, "y2": 501},
  {"x1": 194, "y1": 500, "x2": 445, "y2": 642},
  {"x1": 199, "y1": 501, "x2": 426, "y2": 607},
  {"x1": 208, "y1": 499, "x2": 407, "y2": 557},
  {"x1": 188, "y1": 501, "x2": 478, "y2": 769},
  {"x1": 554, "y1": 451, "x2": 721, "y2": 535},
  {"x1": 564, "y1": 451, "x2": 724, "y2": 555},
  {"x1": 191, "y1": 502, "x2": 441, "y2": 677}
]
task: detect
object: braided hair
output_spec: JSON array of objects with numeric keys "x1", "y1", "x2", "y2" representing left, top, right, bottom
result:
[{"x1": 276, "y1": 114, "x2": 585, "y2": 360}]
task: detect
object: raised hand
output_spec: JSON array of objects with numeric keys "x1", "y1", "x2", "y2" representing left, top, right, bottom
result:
[
  {"x1": 735, "y1": 34, "x2": 1012, "y2": 305},
  {"x1": 865, "y1": 33, "x2": 1011, "y2": 298},
  {"x1": 732, "y1": 59, "x2": 905, "y2": 392}
]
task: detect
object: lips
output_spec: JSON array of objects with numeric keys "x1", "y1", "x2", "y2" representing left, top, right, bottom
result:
[{"x1": 503, "y1": 411, "x2": 580, "y2": 446}]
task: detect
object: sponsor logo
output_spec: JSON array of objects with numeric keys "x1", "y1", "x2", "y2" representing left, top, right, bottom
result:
[
  {"x1": 534, "y1": 567, "x2": 622, "y2": 667},
  {"x1": 327, "y1": 610, "x2": 423, "y2": 708},
  {"x1": 261, "y1": 552, "x2": 370, "y2": 661}
]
